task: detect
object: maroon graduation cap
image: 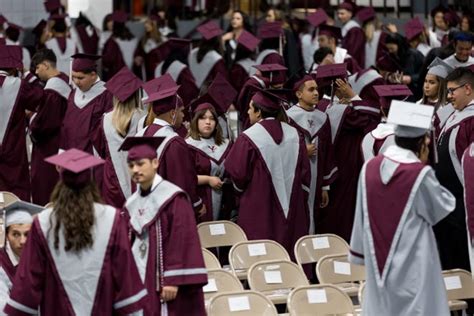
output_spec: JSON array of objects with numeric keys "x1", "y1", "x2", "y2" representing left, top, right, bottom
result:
[
  {"x1": 71, "y1": 53, "x2": 101, "y2": 72},
  {"x1": 190, "y1": 73, "x2": 238, "y2": 115},
  {"x1": 404, "y1": 18, "x2": 425, "y2": 41},
  {"x1": 338, "y1": 0, "x2": 357, "y2": 12},
  {"x1": 373, "y1": 84, "x2": 413, "y2": 109},
  {"x1": 376, "y1": 53, "x2": 402, "y2": 72},
  {"x1": 143, "y1": 84, "x2": 182, "y2": 115},
  {"x1": 237, "y1": 30, "x2": 260, "y2": 52},
  {"x1": 292, "y1": 74, "x2": 315, "y2": 91},
  {"x1": 197, "y1": 20, "x2": 223, "y2": 40},
  {"x1": 253, "y1": 63, "x2": 288, "y2": 85},
  {"x1": 105, "y1": 67, "x2": 143, "y2": 102},
  {"x1": 315, "y1": 63, "x2": 348, "y2": 79},
  {"x1": 318, "y1": 24, "x2": 342, "y2": 40},
  {"x1": 193, "y1": 102, "x2": 216, "y2": 114},
  {"x1": 0, "y1": 45, "x2": 23, "y2": 69},
  {"x1": 357, "y1": 7, "x2": 376, "y2": 24},
  {"x1": 111, "y1": 11, "x2": 128, "y2": 23},
  {"x1": 44, "y1": 0, "x2": 61, "y2": 13},
  {"x1": 44, "y1": 149, "x2": 104, "y2": 189},
  {"x1": 307, "y1": 10, "x2": 329, "y2": 28},
  {"x1": 119, "y1": 136, "x2": 165, "y2": 161},
  {"x1": 142, "y1": 73, "x2": 176, "y2": 97},
  {"x1": 251, "y1": 89, "x2": 287, "y2": 111},
  {"x1": 258, "y1": 22, "x2": 283, "y2": 39}
]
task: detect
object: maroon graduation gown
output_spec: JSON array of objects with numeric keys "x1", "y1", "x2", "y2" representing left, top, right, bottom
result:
[
  {"x1": 75, "y1": 24, "x2": 99, "y2": 55},
  {"x1": 0, "y1": 73, "x2": 43, "y2": 201},
  {"x1": 155, "y1": 60, "x2": 199, "y2": 107},
  {"x1": 236, "y1": 75, "x2": 269, "y2": 129},
  {"x1": 224, "y1": 119, "x2": 311, "y2": 256},
  {"x1": 5, "y1": 205, "x2": 147, "y2": 315},
  {"x1": 186, "y1": 138, "x2": 233, "y2": 222},
  {"x1": 102, "y1": 37, "x2": 139, "y2": 80},
  {"x1": 341, "y1": 20, "x2": 366, "y2": 69},
  {"x1": 30, "y1": 73, "x2": 70, "y2": 205},
  {"x1": 320, "y1": 99, "x2": 380, "y2": 241},
  {"x1": 463, "y1": 143, "x2": 474, "y2": 247},
  {"x1": 135, "y1": 40, "x2": 168, "y2": 80},
  {"x1": 230, "y1": 60, "x2": 252, "y2": 93},
  {"x1": 0, "y1": 249, "x2": 15, "y2": 284},
  {"x1": 188, "y1": 48, "x2": 229, "y2": 89},
  {"x1": 137, "y1": 119, "x2": 203, "y2": 212},
  {"x1": 124, "y1": 175, "x2": 207, "y2": 316}
]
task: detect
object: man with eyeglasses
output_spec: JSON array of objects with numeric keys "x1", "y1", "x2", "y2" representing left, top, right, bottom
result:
[
  {"x1": 443, "y1": 32, "x2": 474, "y2": 69},
  {"x1": 433, "y1": 67, "x2": 474, "y2": 274}
]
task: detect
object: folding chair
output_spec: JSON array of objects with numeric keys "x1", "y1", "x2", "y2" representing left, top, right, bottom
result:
[
  {"x1": 287, "y1": 284, "x2": 355, "y2": 316},
  {"x1": 247, "y1": 259, "x2": 309, "y2": 305},
  {"x1": 294, "y1": 234, "x2": 350, "y2": 269},
  {"x1": 0, "y1": 192, "x2": 20, "y2": 208},
  {"x1": 204, "y1": 269, "x2": 244, "y2": 306},
  {"x1": 442, "y1": 269, "x2": 474, "y2": 312},
  {"x1": 207, "y1": 290, "x2": 279, "y2": 316},
  {"x1": 203, "y1": 248, "x2": 222, "y2": 270},
  {"x1": 316, "y1": 254, "x2": 365, "y2": 297},
  {"x1": 229, "y1": 240, "x2": 291, "y2": 280},
  {"x1": 197, "y1": 220, "x2": 247, "y2": 248}
]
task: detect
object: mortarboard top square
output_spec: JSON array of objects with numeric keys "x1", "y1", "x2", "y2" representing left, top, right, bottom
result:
[
  {"x1": 71, "y1": 53, "x2": 101, "y2": 72},
  {"x1": 237, "y1": 30, "x2": 260, "y2": 52},
  {"x1": 119, "y1": 136, "x2": 165, "y2": 161},
  {"x1": 44, "y1": 148, "x2": 104, "y2": 174},
  {"x1": 196, "y1": 20, "x2": 223, "y2": 40},
  {"x1": 105, "y1": 67, "x2": 143, "y2": 103},
  {"x1": 167, "y1": 37, "x2": 191, "y2": 51},
  {"x1": 318, "y1": 24, "x2": 342, "y2": 40},
  {"x1": 404, "y1": 18, "x2": 424, "y2": 41},
  {"x1": 315, "y1": 63, "x2": 348, "y2": 79},
  {"x1": 142, "y1": 85, "x2": 180, "y2": 104},
  {"x1": 5, "y1": 201, "x2": 44, "y2": 216},
  {"x1": 142, "y1": 73, "x2": 177, "y2": 97},
  {"x1": 357, "y1": 7, "x2": 376, "y2": 24},
  {"x1": 258, "y1": 22, "x2": 283, "y2": 39},
  {"x1": 252, "y1": 89, "x2": 287, "y2": 111},
  {"x1": 373, "y1": 84, "x2": 413, "y2": 98},
  {"x1": 387, "y1": 100, "x2": 435, "y2": 137},
  {"x1": 427, "y1": 57, "x2": 453, "y2": 79},
  {"x1": 111, "y1": 11, "x2": 128, "y2": 23},
  {"x1": 307, "y1": 10, "x2": 329, "y2": 27},
  {"x1": 44, "y1": 0, "x2": 61, "y2": 13},
  {"x1": 253, "y1": 63, "x2": 287, "y2": 73},
  {"x1": 207, "y1": 73, "x2": 238, "y2": 113},
  {"x1": 0, "y1": 45, "x2": 23, "y2": 69}
]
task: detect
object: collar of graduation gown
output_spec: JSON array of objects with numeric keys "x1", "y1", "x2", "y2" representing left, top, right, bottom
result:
[
  {"x1": 6, "y1": 240, "x2": 19, "y2": 267},
  {"x1": 341, "y1": 19, "x2": 361, "y2": 37},
  {"x1": 254, "y1": 118, "x2": 284, "y2": 144},
  {"x1": 152, "y1": 117, "x2": 172, "y2": 128},
  {"x1": 371, "y1": 122, "x2": 396, "y2": 140},
  {"x1": 383, "y1": 145, "x2": 421, "y2": 164}
]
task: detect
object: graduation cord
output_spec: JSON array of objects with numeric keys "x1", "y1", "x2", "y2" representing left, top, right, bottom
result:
[{"x1": 157, "y1": 219, "x2": 169, "y2": 315}]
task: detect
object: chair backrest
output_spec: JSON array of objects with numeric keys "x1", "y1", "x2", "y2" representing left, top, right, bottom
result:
[
  {"x1": 294, "y1": 234, "x2": 350, "y2": 266},
  {"x1": 316, "y1": 254, "x2": 366, "y2": 284},
  {"x1": 207, "y1": 290, "x2": 279, "y2": 316},
  {"x1": 248, "y1": 260, "x2": 309, "y2": 293},
  {"x1": 229, "y1": 240, "x2": 291, "y2": 275},
  {"x1": 358, "y1": 281, "x2": 366, "y2": 305},
  {"x1": 0, "y1": 192, "x2": 20, "y2": 208},
  {"x1": 203, "y1": 248, "x2": 222, "y2": 270},
  {"x1": 198, "y1": 221, "x2": 247, "y2": 248},
  {"x1": 442, "y1": 269, "x2": 474, "y2": 300},
  {"x1": 287, "y1": 284, "x2": 355, "y2": 316},
  {"x1": 204, "y1": 269, "x2": 244, "y2": 302}
]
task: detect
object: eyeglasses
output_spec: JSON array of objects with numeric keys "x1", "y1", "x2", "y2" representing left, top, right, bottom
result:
[{"x1": 447, "y1": 83, "x2": 466, "y2": 95}]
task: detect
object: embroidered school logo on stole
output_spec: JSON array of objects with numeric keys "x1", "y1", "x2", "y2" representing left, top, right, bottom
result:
[
  {"x1": 308, "y1": 119, "x2": 315, "y2": 128},
  {"x1": 138, "y1": 208, "x2": 146, "y2": 216},
  {"x1": 208, "y1": 145, "x2": 216, "y2": 153}
]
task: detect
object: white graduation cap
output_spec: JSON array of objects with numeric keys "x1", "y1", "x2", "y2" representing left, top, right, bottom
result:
[
  {"x1": 427, "y1": 57, "x2": 454, "y2": 79},
  {"x1": 0, "y1": 201, "x2": 44, "y2": 248},
  {"x1": 387, "y1": 100, "x2": 435, "y2": 137}
]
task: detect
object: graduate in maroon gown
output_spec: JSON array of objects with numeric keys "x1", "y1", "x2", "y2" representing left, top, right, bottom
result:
[
  {"x1": 188, "y1": 21, "x2": 229, "y2": 90},
  {"x1": 30, "y1": 49, "x2": 71, "y2": 206},
  {"x1": 186, "y1": 103, "x2": 232, "y2": 222},
  {"x1": 315, "y1": 63, "x2": 380, "y2": 241},
  {"x1": 225, "y1": 90, "x2": 311, "y2": 256},
  {"x1": 236, "y1": 63, "x2": 287, "y2": 130},
  {"x1": 136, "y1": 76, "x2": 205, "y2": 216},
  {"x1": 347, "y1": 68, "x2": 386, "y2": 105},
  {"x1": 255, "y1": 22, "x2": 286, "y2": 67},
  {"x1": 0, "y1": 46, "x2": 44, "y2": 200},
  {"x1": 71, "y1": 12, "x2": 100, "y2": 55},
  {"x1": 5, "y1": 149, "x2": 147, "y2": 315},
  {"x1": 94, "y1": 67, "x2": 145, "y2": 208},
  {"x1": 286, "y1": 74, "x2": 337, "y2": 234},
  {"x1": 434, "y1": 67, "x2": 474, "y2": 271},
  {"x1": 337, "y1": 1, "x2": 366, "y2": 68},
  {"x1": 229, "y1": 30, "x2": 259, "y2": 92},
  {"x1": 44, "y1": 15, "x2": 77, "y2": 75},
  {"x1": 121, "y1": 137, "x2": 207, "y2": 316},
  {"x1": 0, "y1": 201, "x2": 43, "y2": 311},
  {"x1": 154, "y1": 38, "x2": 199, "y2": 107},
  {"x1": 356, "y1": 7, "x2": 388, "y2": 69},
  {"x1": 463, "y1": 143, "x2": 474, "y2": 272},
  {"x1": 102, "y1": 11, "x2": 139, "y2": 80}
]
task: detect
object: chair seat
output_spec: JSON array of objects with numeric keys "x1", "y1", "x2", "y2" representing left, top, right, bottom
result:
[
  {"x1": 262, "y1": 288, "x2": 292, "y2": 305},
  {"x1": 234, "y1": 269, "x2": 247, "y2": 280},
  {"x1": 449, "y1": 299, "x2": 468, "y2": 311}
]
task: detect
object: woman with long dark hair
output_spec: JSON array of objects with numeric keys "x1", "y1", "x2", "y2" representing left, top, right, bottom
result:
[
  {"x1": 222, "y1": 10, "x2": 253, "y2": 68},
  {"x1": 4, "y1": 149, "x2": 146, "y2": 315}
]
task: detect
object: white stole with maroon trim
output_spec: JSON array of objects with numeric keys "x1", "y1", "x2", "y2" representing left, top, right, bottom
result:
[
  {"x1": 44, "y1": 76, "x2": 71, "y2": 100},
  {"x1": 188, "y1": 48, "x2": 222, "y2": 88},
  {"x1": 0, "y1": 75, "x2": 21, "y2": 145}
]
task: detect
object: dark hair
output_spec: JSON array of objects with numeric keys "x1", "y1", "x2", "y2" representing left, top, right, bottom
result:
[
  {"x1": 394, "y1": 135, "x2": 426, "y2": 155},
  {"x1": 32, "y1": 48, "x2": 57, "y2": 67},
  {"x1": 113, "y1": 22, "x2": 134, "y2": 40},
  {"x1": 446, "y1": 67, "x2": 474, "y2": 86},
  {"x1": 188, "y1": 107, "x2": 224, "y2": 145},
  {"x1": 462, "y1": 12, "x2": 474, "y2": 32},
  {"x1": 454, "y1": 31, "x2": 474, "y2": 45},
  {"x1": 226, "y1": 10, "x2": 253, "y2": 33},
  {"x1": 234, "y1": 44, "x2": 254, "y2": 62},
  {"x1": 260, "y1": 37, "x2": 280, "y2": 51},
  {"x1": 102, "y1": 13, "x2": 112, "y2": 31},
  {"x1": 49, "y1": 181, "x2": 102, "y2": 252},
  {"x1": 197, "y1": 37, "x2": 222, "y2": 63},
  {"x1": 75, "y1": 12, "x2": 93, "y2": 27},
  {"x1": 162, "y1": 47, "x2": 188, "y2": 74},
  {"x1": 252, "y1": 101, "x2": 287, "y2": 122},
  {"x1": 385, "y1": 32, "x2": 409, "y2": 61},
  {"x1": 5, "y1": 27, "x2": 20, "y2": 42},
  {"x1": 52, "y1": 19, "x2": 67, "y2": 33},
  {"x1": 313, "y1": 47, "x2": 333, "y2": 64}
]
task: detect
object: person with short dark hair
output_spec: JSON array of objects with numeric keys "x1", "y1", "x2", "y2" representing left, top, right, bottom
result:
[
  {"x1": 337, "y1": 0, "x2": 366, "y2": 68},
  {"x1": 30, "y1": 48, "x2": 71, "y2": 205},
  {"x1": 443, "y1": 32, "x2": 474, "y2": 68},
  {"x1": 434, "y1": 67, "x2": 474, "y2": 271},
  {"x1": 350, "y1": 101, "x2": 455, "y2": 315}
]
